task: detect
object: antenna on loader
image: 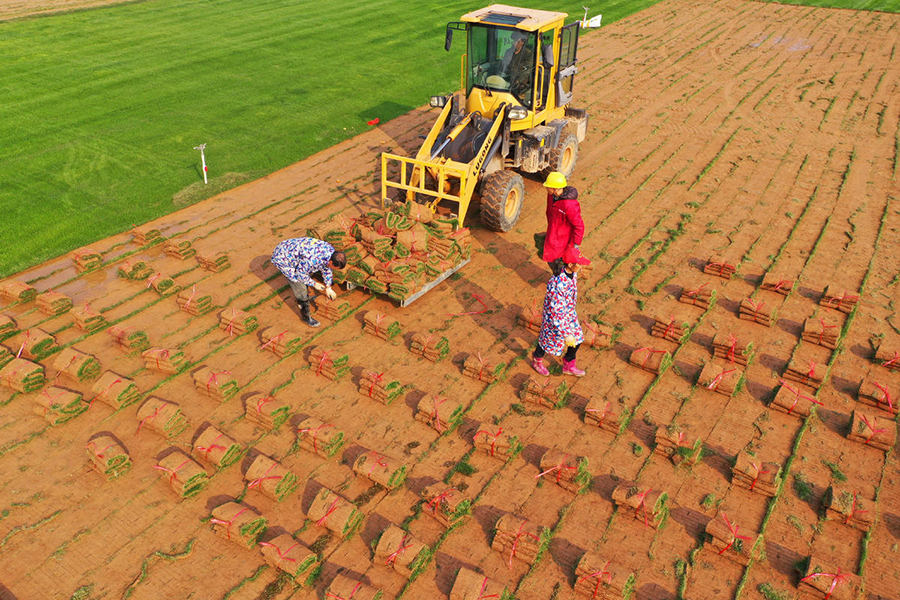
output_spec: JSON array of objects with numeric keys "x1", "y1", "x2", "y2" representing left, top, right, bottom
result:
[{"x1": 194, "y1": 143, "x2": 208, "y2": 184}]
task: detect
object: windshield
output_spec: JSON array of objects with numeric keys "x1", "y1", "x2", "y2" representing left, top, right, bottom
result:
[{"x1": 468, "y1": 25, "x2": 536, "y2": 108}]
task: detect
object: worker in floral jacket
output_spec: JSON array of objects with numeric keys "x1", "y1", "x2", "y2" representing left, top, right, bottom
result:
[
  {"x1": 271, "y1": 237, "x2": 346, "y2": 328},
  {"x1": 532, "y1": 246, "x2": 590, "y2": 377}
]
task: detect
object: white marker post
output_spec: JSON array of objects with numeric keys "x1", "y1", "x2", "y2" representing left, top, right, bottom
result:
[{"x1": 194, "y1": 143, "x2": 208, "y2": 184}]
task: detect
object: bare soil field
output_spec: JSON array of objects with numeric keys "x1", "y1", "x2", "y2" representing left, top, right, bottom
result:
[
  {"x1": 0, "y1": 0, "x2": 132, "y2": 21},
  {"x1": 2, "y1": 0, "x2": 900, "y2": 599}
]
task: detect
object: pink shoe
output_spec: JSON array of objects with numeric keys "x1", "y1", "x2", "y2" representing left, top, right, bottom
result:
[
  {"x1": 563, "y1": 359, "x2": 585, "y2": 377},
  {"x1": 532, "y1": 356, "x2": 550, "y2": 376}
]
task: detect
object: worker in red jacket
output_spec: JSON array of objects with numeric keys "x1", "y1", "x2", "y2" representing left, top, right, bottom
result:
[{"x1": 541, "y1": 171, "x2": 585, "y2": 272}]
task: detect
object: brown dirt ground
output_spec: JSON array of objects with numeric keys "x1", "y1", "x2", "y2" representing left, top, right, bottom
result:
[
  {"x1": 2, "y1": 0, "x2": 900, "y2": 599},
  {"x1": 0, "y1": 0, "x2": 132, "y2": 21}
]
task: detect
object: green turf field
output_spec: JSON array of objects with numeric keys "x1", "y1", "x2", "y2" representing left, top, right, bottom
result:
[{"x1": 0, "y1": 0, "x2": 666, "y2": 277}]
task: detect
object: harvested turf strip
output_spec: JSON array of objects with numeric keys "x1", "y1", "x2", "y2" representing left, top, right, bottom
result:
[
  {"x1": 32, "y1": 387, "x2": 87, "y2": 426},
  {"x1": 87, "y1": 434, "x2": 131, "y2": 480},
  {"x1": 155, "y1": 450, "x2": 208, "y2": 498},
  {"x1": 210, "y1": 501, "x2": 268, "y2": 548},
  {"x1": 244, "y1": 453, "x2": 299, "y2": 501},
  {"x1": 91, "y1": 371, "x2": 140, "y2": 409},
  {"x1": 0, "y1": 358, "x2": 45, "y2": 393},
  {"x1": 52, "y1": 347, "x2": 101, "y2": 382},
  {"x1": 135, "y1": 397, "x2": 189, "y2": 438}
]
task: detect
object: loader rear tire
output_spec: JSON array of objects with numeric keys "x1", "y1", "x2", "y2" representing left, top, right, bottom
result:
[
  {"x1": 542, "y1": 133, "x2": 578, "y2": 179},
  {"x1": 480, "y1": 170, "x2": 525, "y2": 232}
]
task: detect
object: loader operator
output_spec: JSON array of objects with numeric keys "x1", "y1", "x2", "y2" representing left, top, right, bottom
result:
[
  {"x1": 271, "y1": 237, "x2": 346, "y2": 328},
  {"x1": 502, "y1": 33, "x2": 535, "y2": 105}
]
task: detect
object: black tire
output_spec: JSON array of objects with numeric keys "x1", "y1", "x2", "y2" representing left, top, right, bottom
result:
[
  {"x1": 542, "y1": 132, "x2": 578, "y2": 178},
  {"x1": 480, "y1": 170, "x2": 525, "y2": 232}
]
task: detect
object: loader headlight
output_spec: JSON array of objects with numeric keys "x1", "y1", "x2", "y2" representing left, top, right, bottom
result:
[
  {"x1": 430, "y1": 96, "x2": 448, "y2": 108},
  {"x1": 508, "y1": 106, "x2": 528, "y2": 120}
]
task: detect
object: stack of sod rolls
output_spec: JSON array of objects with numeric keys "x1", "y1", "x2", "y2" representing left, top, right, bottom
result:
[
  {"x1": 37, "y1": 291, "x2": 73, "y2": 316},
  {"x1": 218, "y1": 308, "x2": 258, "y2": 335},
  {"x1": 296, "y1": 417, "x2": 345, "y2": 458},
  {"x1": 108, "y1": 326, "x2": 150, "y2": 354},
  {"x1": 628, "y1": 347, "x2": 671, "y2": 373},
  {"x1": 799, "y1": 557, "x2": 861, "y2": 600},
  {"x1": 244, "y1": 453, "x2": 299, "y2": 501},
  {"x1": 352, "y1": 451, "x2": 407, "y2": 489},
  {"x1": 473, "y1": 423, "x2": 522, "y2": 459},
  {"x1": 357, "y1": 370, "x2": 404, "y2": 404},
  {"x1": 52, "y1": 348, "x2": 101, "y2": 383},
  {"x1": 516, "y1": 301, "x2": 543, "y2": 333},
  {"x1": 491, "y1": 514, "x2": 545, "y2": 567},
  {"x1": 135, "y1": 397, "x2": 189, "y2": 438},
  {"x1": 72, "y1": 248, "x2": 103, "y2": 273},
  {"x1": 155, "y1": 450, "x2": 208, "y2": 499},
  {"x1": 87, "y1": 434, "x2": 131, "y2": 480},
  {"x1": 462, "y1": 353, "x2": 504, "y2": 384},
  {"x1": 654, "y1": 427, "x2": 703, "y2": 466},
  {"x1": 0, "y1": 314, "x2": 17, "y2": 342},
  {"x1": 308, "y1": 347, "x2": 350, "y2": 381},
  {"x1": 823, "y1": 485, "x2": 874, "y2": 531},
  {"x1": 450, "y1": 568, "x2": 509, "y2": 600},
  {"x1": 847, "y1": 410, "x2": 896, "y2": 451},
  {"x1": 193, "y1": 366, "x2": 239, "y2": 401},
  {"x1": 770, "y1": 380, "x2": 821, "y2": 418},
  {"x1": 308, "y1": 487, "x2": 363, "y2": 538},
  {"x1": 147, "y1": 273, "x2": 181, "y2": 297},
  {"x1": 857, "y1": 374, "x2": 898, "y2": 415},
  {"x1": 32, "y1": 387, "x2": 87, "y2": 426},
  {"x1": 874, "y1": 347, "x2": 900, "y2": 371},
  {"x1": 651, "y1": 315, "x2": 686, "y2": 344},
  {"x1": 759, "y1": 273, "x2": 793, "y2": 295},
  {"x1": 191, "y1": 425, "x2": 243, "y2": 468},
  {"x1": 520, "y1": 376, "x2": 569, "y2": 409},
  {"x1": 783, "y1": 356, "x2": 826, "y2": 391},
  {"x1": 819, "y1": 285, "x2": 858, "y2": 314},
  {"x1": 538, "y1": 449, "x2": 591, "y2": 493},
  {"x1": 703, "y1": 257, "x2": 736, "y2": 279},
  {"x1": 421, "y1": 483, "x2": 472, "y2": 528},
  {"x1": 414, "y1": 394, "x2": 463, "y2": 433},
  {"x1": 583, "y1": 398, "x2": 626, "y2": 434},
  {"x1": 71, "y1": 305, "x2": 106, "y2": 333},
  {"x1": 0, "y1": 280, "x2": 37, "y2": 303},
  {"x1": 117, "y1": 260, "x2": 154, "y2": 280},
  {"x1": 802, "y1": 316, "x2": 840, "y2": 350},
  {"x1": 325, "y1": 575, "x2": 382, "y2": 600},
  {"x1": 697, "y1": 362, "x2": 742, "y2": 397},
  {"x1": 164, "y1": 239, "x2": 196, "y2": 260},
  {"x1": 611, "y1": 482, "x2": 669, "y2": 529},
  {"x1": 0, "y1": 358, "x2": 45, "y2": 393},
  {"x1": 317, "y1": 300, "x2": 352, "y2": 322},
  {"x1": 362, "y1": 311, "x2": 401, "y2": 340},
  {"x1": 175, "y1": 285, "x2": 215, "y2": 317},
  {"x1": 141, "y1": 347, "x2": 189, "y2": 375},
  {"x1": 704, "y1": 512, "x2": 755, "y2": 565},
  {"x1": 711, "y1": 332, "x2": 750, "y2": 366},
  {"x1": 574, "y1": 552, "x2": 635, "y2": 600},
  {"x1": 582, "y1": 321, "x2": 614, "y2": 349},
  {"x1": 258, "y1": 533, "x2": 318, "y2": 583},
  {"x1": 409, "y1": 332, "x2": 449, "y2": 362},
  {"x1": 132, "y1": 227, "x2": 164, "y2": 245},
  {"x1": 731, "y1": 451, "x2": 781, "y2": 496},
  {"x1": 197, "y1": 251, "x2": 231, "y2": 272},
  {"x1": 17, "y1": 328, "x2": 60, "y2": 362},
  {"x1": 738, "y1": 298, "x2": 773, "y2": 327},
  {"x1": 210, "y1": 501, "x2": 267, "y2": 548},
  {"x1": 92, "y1": 371, "x2": 141, "y2": 409},
  {"x1": 678, "y1": 283, "x2": 714, "y2": 309},
  {"x1": 372, "y1": 524, "x2": 429, "y2": 578},
  {"x1": 244, "y1": 393, "x2": 291, "y2": 430},
  {"x1": 259, "y1": 327, "x2": 304, "y2": 357}
]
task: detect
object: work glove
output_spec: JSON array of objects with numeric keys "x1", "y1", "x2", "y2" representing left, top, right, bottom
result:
[
  {"x1": 564, "y1": 335, "x2": 577, "y2": 347},
  {"x1": 324, "y1": 286, "x2": 337, "y2": 301},
  {"x1": 312, "y1": 282, "x2": 325, "y2": 292}
]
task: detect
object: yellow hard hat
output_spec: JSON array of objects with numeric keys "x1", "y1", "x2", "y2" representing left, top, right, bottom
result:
[{"x1": 544, "y1": 171, "x2": 567, "y2": 188}]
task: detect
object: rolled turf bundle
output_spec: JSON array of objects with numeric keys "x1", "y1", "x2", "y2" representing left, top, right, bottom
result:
[
  {"x1": 462, "y1": 353, "x2": 504, "y2": 384},
  {"x1": 218, "y1": 307, "x2": 259, "y2": 335},
  {"x1": 0, "y1": 314, "x2": 18, "y2": 342},
  {"x1": 491, "y1": 513, "x2": 545, "y2": 567},
  {"x1": 210, "y1": 501, "x2": 268, "y2": 548},
  {"x1": 52, "y1": 347, "x2": 101, "y2": 383},
  {"x1": 857, "y1": 374, "x2": 897, "y2": 415},
  {"x1": 91, "y1": 371, "x2": 140, "y2": 409},
  {"x1": 325, "y1": 575, "x2": 383, "y2": 600},
  {"x1": 653, "y1": 427, "x2": 698, "y2": 464},
  {"x1": 135, "y1": 397, "x2": 189, "y2": 438},
  {"x1": 132, "y1": 226, "x2": 163, "y2": 245},
  {"x1": 36, "y1": 291, "x2": 73, "y2": 316},
  {"x1": 697, "y1": 362, "x2": 742, "y2": 397},
  {"x1": 107, "y1": 325, "x2": 150, "y2": 353},
  {"x1": 0, "y1": 280, "x2": 37, "y2": 304},
  {"x1": 538, "y1": 449, "x2": 591, "y2": 493},
  {"x1": 414, "y1": 394, "x2": 464, "y2": 432},
  {"x1": 72, "y1": 248, "x2": 103, "y2": 273},
  {"x1": 32, "y1": 387, "x2": 87, "y2": 426},
  {"x1": 798, "y1": 557, "x2": 861, "y2": 600},
  {"x1": 192, "y1": 366, "x2": 239, "y2": 401},
  {"x1": 677, "y1": 283, "x2": 713, "y2": 309},
  {"x1": 344, "y1": 266, "x2": 368, "y2": 285},
  {"x1": 192, "y1": 425, "x2": 243, "y2": 468},
  {"x1": 783, "y1": 357, "x2": 826, "y2": 390},
  {"x1": 703, "y1": 257, "x2": 736, "y2": 279},
  {"x1": 629, "y1": 347, "x2": 670, "y2": 374},
  {"x1": 770, "y1": 380, "x2": 822, "y2": 418},
  {"x1": 16, "y1": 328, "x2": 60, "y2": 361},
  {"x1": 738, "y1": 298, "x2": 773, "y2": 327},
  {"x1": 362, "y1": 310, "x2": 401, "y2": 340},
  {"x1": 583, "y1": 321, "x2": 613, "y2": 349},
  {"x1": 731, "y1": 452, "x2": 781, "y2": 497},
  {"x1": 409, "y1": 332, "x2": 449, "y2": 362},
  {"x1": 196, "y1": 251, "x2": 231, "y2": 272},
  {"x1": 819, "y1": 286, "x2": 858, "y2": 314},
  {"x1": 363, "y1": 277, "x2": 387, "y2": 294},
  {"x1": 259, "y1": 327, "x2": 303, "y2": 358},
  {"x1": 147, "y1": 273, "x2": 181, "y2": 297},
  {"x1": 352, "y1": 450, "x2": 407, "y2": 489},
  {"x1": 711, "y1": 332, "x2": 750, "y2": 366},
  {"x1": 450, "y1": 568, "x2": 509, "y2": 600},
  {"x1": 307, "y1": 346, "x2": 350, "y2": 381},
  {"x1": 802, "y1": 316, "x2": 840, "y2": 350},
  {"x1": 317, "y1": 299, "x2": 352, "y2": 322},
  {"x1": 584, "y1": 398, "x2": 626, "y2": 434},
  {"x1": 244, "y1": 453, "x2": 299, "y2": 501},
  {"x1": 421, "y1": 483, "x2": 471, "y2": 528},
  {"x1": 759, "y1": 272, "x2": 793, "y2": 296},
  {"x1": 164, "y1": 239, "x2": 197, "y2": 260},
  {"x1": 0, "y1": 344, "x2": 12, "y2": 370},
  {"x1": 358, "y1": 370, "x2": 404, "y2": 404},
  {"x1": 651, "y1": 316, "x2": 686, "y2": 344},
  {"x1": 175, "y1": 286, "x2": 215, "y2": 317},
  {"x1": 574, "y1": 552, "x2": 635, "y2": 600},
  {"x1": 0, "y1": 358, "x2": 45, "y2": 393},
  {"x1": 244, "y1": 393, "x2": 290, "y2": 430},
  {"x1": 71, "y1": 304, "x2": 106, "y2": 333},
  {"x1": 847, "y1": 410, "x2": 896, "y2": 451},
  {"x1": 258, "y1": 533, "x2": 318, "y2": 583},
  {"x1": 822, "y1": 486, "x2": 874, "y2": 531},
  {"x1": 296, "y1": 416, "x2": 345, "y2": 458},
  {"x1": 611, "y1": 483, "x2": 669, "y2": 529},
  {"x1": 520, "y1": 376, "x2": 569, "y2": 409},
  {"x1": 141, "y1": 347, "x2": 189, "y2": 375},
  {"x1": 874, "y1": 347, "x2": 900, "y2": 371},
  {"x1": 87, "y1": 434, "x2": 132, "y2": 480},
  {"x1": 154, "y1": 450, "x2": 208, "y2": 499},
  {"x1": 373, "y1": 524, "x2": 429, "y2": 578},
  {"x1": 473, "y1": 423, "x2": 522, "y2": 459},
  {"x1": 116, "y1": 260, "x2": 154, "y2": 280},
  {"x1": 308, "y1": 487, "x2": 363, "y2": 538},
  {"x1": 704, "y1": 513, "x2": 755, "y2": 565},
  {"x1": 388, "y1": 282, "x2": 417, "y2": 303}
]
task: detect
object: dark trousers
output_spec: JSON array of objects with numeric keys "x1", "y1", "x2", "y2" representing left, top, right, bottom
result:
[
  {"x1": 289, "y1": 280, "x2": 310, "y2": 302},
  {"x1": 533, "y1": 343, "x2": 579, "y2": 361}
]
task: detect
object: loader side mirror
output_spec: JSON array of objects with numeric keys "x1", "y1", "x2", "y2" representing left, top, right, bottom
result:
[{"x1": 445, "y1": 25, "x2": 454, "y2": 51}]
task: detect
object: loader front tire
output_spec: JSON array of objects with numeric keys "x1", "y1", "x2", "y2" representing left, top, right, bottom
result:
[
  {"x1": 480, "y1": 170, "x2": 525, "y2": 232},
  {"x1": 542, "y1": 133, "x2": 578, "y2": 179}
]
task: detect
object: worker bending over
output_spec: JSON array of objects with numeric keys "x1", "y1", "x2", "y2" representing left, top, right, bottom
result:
[{"x1": 271, "y1": 237, "x2": 346, "y2": 328}]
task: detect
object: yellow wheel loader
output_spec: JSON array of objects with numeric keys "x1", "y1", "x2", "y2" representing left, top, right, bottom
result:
[{"x1": 381, "y1": 4, "x2": 589, "y2": 232}]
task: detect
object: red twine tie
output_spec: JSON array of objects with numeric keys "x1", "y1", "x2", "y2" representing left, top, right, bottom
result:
[
  {"x1": 367, "y1": 372, "x2": 385, "y2": 398},
  {"x1": 871, "y1": 382, "x2": 894, "y2": 412},
  {"x1": 147, "y1": 348, "x2": 169, "y2": 371},
  {"x1": 535, "y1": 454, "x2": 576, "y2": 484},
  {"x1": 196, "y1": 433, "x2": 226, "y2": 462},
  {"x1": 801, "y1": 569, "x2": 850, "y2": 600},
  {"x1": 248, "y1": 462, "x2": 282, "y2": 490},
  {"x1": 87, "y1": 440, "x2": 117, "y2": 460},
  {"x1": 882, "y1": 352, "x2": 900, "y2": 369},
  {"x1": 258, "y1": 541, "x2": 299, "y2": 562},
  {"x1": 136, "y1": 405, "x2": 164, "y2": 435},
  {"x1": 366, "y1": 451, "x2": 388, "y2": 476},
  {"x1": 727, "y1": 334, "x2": 738, "y2": 363},
  {"x1": 476, "y1": 577, "x2": 499, "y2": 600},
  {"x1": 475, "y1": 427, "x2": 503, "y2": 457},
  {"x1": 447, "y1": 293, "x2": 489, "y2": 317},
  {"x1": 577, "y1": 561, "x2": 613, "y2": 600},
  {"x1": 146, "y1": 272, "x2": 161, "y2": 289},
  {"x1": 507, "y1": 521, "x2": 539, "y2": 568},
  {"x1": 153, "y1": 459, "x2": 190, "y2": 484},
  {"x1": 183, "y1": 285, "x2": 197, "y2": 310},
  {"x1": 685, "y1": 283, "x2": 707, "y2": 305},
  {"x1": 16, "y1": 330, "x2": 30, "y2": 359},
  {"x1": 206, "y1": 370, "x2": 231, "y2": 394},
  {"x1": 718, "y1": 513, "x2": 751, "y2": 554},
  {"x1": 430, "y1": 396, "x2": 448, "y2": 431},
  {"x1": 298, "y1": 422, "x2": 334, "y2": 454},
  {"x1": 843, "y1": 492, "x2": 868, "y2": 525},
  {"x1": 635, "y1": 347, "x2": 667, "y2": 369},
  {"x1": 779, "y1": 380, "x2": 822, "y2": 414},
  {"x1": 860, "y1": 414, "x2": 887, "y2": 444},
  {"x1": 633, "y1": 489, "x2": 652, "y2": 527},
  {"x1": 749, "y1": 462, "x2": 770, "y2": 491},
  {"x1": 385, "y1": 535, "x2": 412, "y2": 567},
  {"x1": 585, "y1": 402, "x2": 611, "y2": 426},
  {"x1": 94, "y1": 378, "x2": 123, "y2": 406},
  {"x1": 316, "y1": 351, "x2": 331, "y2": 377},
  {"x1": 226, "y1": 308, "x2": 237, "y2": 336},
  {"x1": 316, "y1": 497, "x2": 339, "y2": 527},
  {"x1": 211, "y1": 508, "x2": 249, "y2": 540},
  {"x1": 426, "y1": 490, "x2": 454, "y2": 515},
  {"x1": 325, "y1": 582, "x2": 362, "y2": 600},
  {"x1": 706, "y1": 368, "x2": 736, "y2": 391}
]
